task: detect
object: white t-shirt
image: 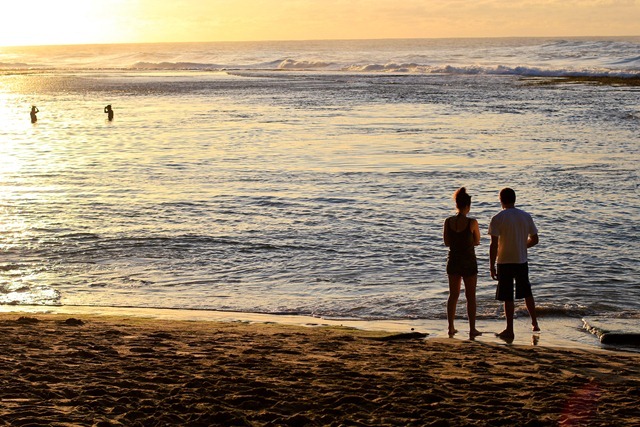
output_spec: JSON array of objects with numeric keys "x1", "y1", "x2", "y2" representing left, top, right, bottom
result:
[{"x1": 488, "y1": 207, "x2": 538, "y2": 264}]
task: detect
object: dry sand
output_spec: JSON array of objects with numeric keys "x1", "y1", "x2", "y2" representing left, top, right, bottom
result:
[{"x1": 0, "y1": 313, "x2": 638, "y2": 427}]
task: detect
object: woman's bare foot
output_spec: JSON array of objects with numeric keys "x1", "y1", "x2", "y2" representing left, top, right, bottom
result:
[
  {"x1": 496, "y1": 329, "x2": 515, "y2": 342},
  {"x1": 470, "y1": 329, "x2": 482, "y2": 338},
  {"x1": 448, "y1": 328, "x2": 458, "y2": 337},
  {"x1": 532, "y1": 322, "x2": 540, "y2": 332}
]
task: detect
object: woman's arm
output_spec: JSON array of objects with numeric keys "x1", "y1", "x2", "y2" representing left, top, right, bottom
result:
[
  {"x1": 471, "y1": 218, "x2": 481, "y2": 246},
  {"x1": 443, "y1": 218, "x2": 451, "y2": 247}
]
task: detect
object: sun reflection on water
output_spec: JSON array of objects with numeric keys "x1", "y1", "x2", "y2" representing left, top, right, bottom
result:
[{"x1": 0, "y1": 67, "x2": 638, "y2": 318}]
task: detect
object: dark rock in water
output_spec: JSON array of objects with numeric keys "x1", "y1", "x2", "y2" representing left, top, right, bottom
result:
[
  {"x1": 583, "y1": 317, "x2": 640, "y2": 347},
  {"x1": 599, "y1": 333, "x2": 640, "y2": 345},
  {"x1": 63, "y1": 318, "x2": 85, "y2": 326}
]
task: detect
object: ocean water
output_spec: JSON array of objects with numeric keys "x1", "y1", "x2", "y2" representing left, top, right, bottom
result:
[{"x1": 0, "y1": 38, "x2": 638, "y2": 330}]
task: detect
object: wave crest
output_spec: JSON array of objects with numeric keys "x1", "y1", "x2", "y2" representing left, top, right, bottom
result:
[
  {"x1": 132, "y1": 61, "x2": 224, "y2": 71},
  {"x1": 277, "y1": 59, "x2": 333, "y2": 69}
]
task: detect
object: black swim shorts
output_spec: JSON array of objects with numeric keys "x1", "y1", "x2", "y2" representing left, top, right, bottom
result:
[{"x1": 495, "y1": 263, "x2": 532, "y2": 301}]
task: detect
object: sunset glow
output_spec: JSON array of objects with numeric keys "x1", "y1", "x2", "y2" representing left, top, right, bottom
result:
[
  {"x1": 0, "y1": 0, "x2": 638, "y2": 47},
  {"x1": 0, "y1": 1, "x2": 135, "y2": 46}
]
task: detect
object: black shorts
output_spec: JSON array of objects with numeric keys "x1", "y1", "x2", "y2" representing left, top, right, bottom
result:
[
  {"x1": 446, "y1": 255, "x2": 478, "y2": 277},
  {"x1": 495, "y1": 263, "x2": 532, "y2": 301}
]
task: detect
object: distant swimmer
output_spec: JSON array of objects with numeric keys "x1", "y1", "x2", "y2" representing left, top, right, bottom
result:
[
  {"x1": 104, "y1": 104, "x2": 114, "y2": 121},
  {"x1": 30, "y1": 105, "x2": 39, "y2": 123}
]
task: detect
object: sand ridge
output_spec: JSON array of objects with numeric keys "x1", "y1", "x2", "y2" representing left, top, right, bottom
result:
[{"x1": 0, "y1": 314, "x2": 638, "y2": 426}]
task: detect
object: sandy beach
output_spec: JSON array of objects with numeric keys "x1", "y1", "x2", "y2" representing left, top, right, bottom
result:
[{"x1": 0, "y1": 313, "x2": 638, "y2": 426}]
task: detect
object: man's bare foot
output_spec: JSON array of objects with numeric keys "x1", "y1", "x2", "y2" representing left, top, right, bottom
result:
[
  {"x1": 496, "y1": 329, "x2": 514, "y2": 343},
  {"x1": 470, "y1": 329, "x2": 482, "y2": 338},
  {"x1": 532, "y1": 322, "x2": 540, "y2": 332},
  {"x1": 448, "y1": 328, "x2": 458, "y2": 337}
]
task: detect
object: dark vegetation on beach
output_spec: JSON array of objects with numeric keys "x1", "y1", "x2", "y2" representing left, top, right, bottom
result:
[{"x1": 524, "y1": 76, "x2": 640, "y2": 86}]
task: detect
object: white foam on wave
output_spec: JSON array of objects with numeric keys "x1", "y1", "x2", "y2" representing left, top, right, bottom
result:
[
  {"x1": 132, "y1": 61, "x2": 225, "y2": 71},
  {"x1": 4, "y1": 60, "x2": 638, "y2": 79},
  {"x1": 277, "y1": 59, "x2": 334, "y2": 70},
  {"x1": 2, "y1": 37, "x2": 638, "y2": 77},
  {"x1": 121, "y1": 60, "x2": 640, "y2": 78}
]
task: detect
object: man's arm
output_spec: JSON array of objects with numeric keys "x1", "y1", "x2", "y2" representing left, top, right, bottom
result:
[
  {"x1": 527, "y1": 234, "x2": 539, "y2": 248},
  {"x1": 490, "y1": 235, "x2": 499, "y2": 280}
]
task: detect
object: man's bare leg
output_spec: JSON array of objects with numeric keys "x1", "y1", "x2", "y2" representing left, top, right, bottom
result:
[
  {"x1": 525, "y1": 295, "x2": 540, "y2": 331},
  {"x1": 497, "y1": 300, "x2": 515, "y2": 340}
]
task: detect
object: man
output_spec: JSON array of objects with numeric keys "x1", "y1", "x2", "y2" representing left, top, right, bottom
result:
[{"x1": 488, "y1": 188, "x2": 539, "y2": 341}]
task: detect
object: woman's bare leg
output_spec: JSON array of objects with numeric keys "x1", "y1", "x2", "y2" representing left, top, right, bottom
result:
[
  {"x1": 447, "y1": 275, "x2": 461, "y2": 336},
  {"x1": 463, "y1": 274, "x2": 482, "y2": 338}
]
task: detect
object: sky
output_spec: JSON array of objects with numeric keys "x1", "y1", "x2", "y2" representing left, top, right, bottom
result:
[{"x1": 0, "y1": 0, "x2": 638, "y2": 47}]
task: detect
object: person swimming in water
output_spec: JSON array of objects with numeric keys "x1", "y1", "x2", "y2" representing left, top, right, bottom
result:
[
  {"x1": 30, "y1": 105, "x2": 39, "y2": 123},
  {"x1": 104, "y1": 104, "x2": 114, "y2": 121}
]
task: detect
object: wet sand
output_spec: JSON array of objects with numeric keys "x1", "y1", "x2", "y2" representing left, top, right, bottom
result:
[{"x1": 0, "y1": 313, "x2": 638, "y2": 426}]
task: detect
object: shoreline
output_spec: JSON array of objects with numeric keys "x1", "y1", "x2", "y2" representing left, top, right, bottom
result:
[
  {"x1": 2, "y1": 304, "x2": 636, "y2": 353},
  {"x1": 0, "y1": 311, "x2": 639, "y2": 426}
]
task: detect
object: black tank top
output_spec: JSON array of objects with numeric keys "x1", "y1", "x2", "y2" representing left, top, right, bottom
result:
[{"x1": 449, "y1": 218, "x2": 475, "y2": 258}]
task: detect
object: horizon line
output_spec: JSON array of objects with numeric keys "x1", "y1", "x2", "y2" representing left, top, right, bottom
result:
[{"x1": 2, "y1": 34, "x2": 639, "y2": 49}]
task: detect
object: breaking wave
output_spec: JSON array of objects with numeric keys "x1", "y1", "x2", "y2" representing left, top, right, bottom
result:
[
  {"x1": 2, "y1": 37, "x2": 638, "y2": 79},
  {"x1": 124, "y1": 60, "x2": 640, "y2": 79}
]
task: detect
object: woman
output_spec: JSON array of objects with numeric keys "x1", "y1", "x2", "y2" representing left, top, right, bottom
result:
[
  {"x1": 104, "y1": 104, "x2": 114, "y2": 121},
  {"x1": 30, "y1": 105, "x2": 39, "y2": 123},
  {"x1": 443, "y1": 187, "x2": 481, "y2": 338}
]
